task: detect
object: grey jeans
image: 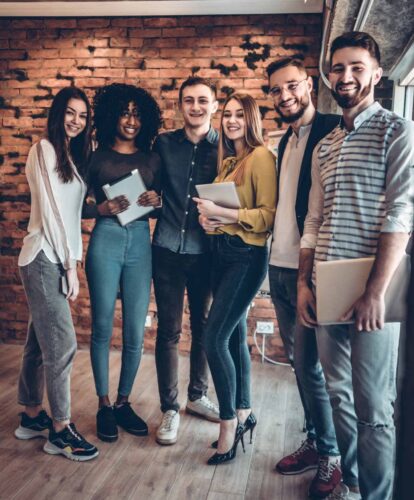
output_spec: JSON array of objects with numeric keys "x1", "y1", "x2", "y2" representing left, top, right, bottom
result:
[
  {"x1": 18, "y1": 250, "x2": 77, "y2": 421},
  {"x1": 317, "y1": 323, "x2": 400, "y2": 500}
]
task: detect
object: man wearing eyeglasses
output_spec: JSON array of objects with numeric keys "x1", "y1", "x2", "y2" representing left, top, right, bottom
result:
[{"x1": 266, "y1": 57, "x2": 341, "y2": 498}]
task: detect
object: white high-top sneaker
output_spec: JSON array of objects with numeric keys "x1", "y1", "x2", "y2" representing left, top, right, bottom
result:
[{"x1": 156, "y1": 410, "x2": 180, "y2": 445}]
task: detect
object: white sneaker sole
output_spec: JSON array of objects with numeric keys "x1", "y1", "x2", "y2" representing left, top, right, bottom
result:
[
  {"x1": 14, "y1": 425, "x2": 49, "y2": 440},
  {"x1": 156, "y1": 435, "x2": 177, "y2": 446},
  {"x1": 43, "y1": 440, "x2": 99, "y2": 462}
]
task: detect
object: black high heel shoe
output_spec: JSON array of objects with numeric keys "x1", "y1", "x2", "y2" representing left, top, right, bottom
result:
[
  {"x1": 211, "y1": 412, "x2": 257, "y2": 449},
  {"x1": 207, "y1": 422, "x2": 245, "y2": 465}
]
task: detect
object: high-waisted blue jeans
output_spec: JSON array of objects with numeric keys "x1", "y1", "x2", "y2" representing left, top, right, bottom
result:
[
  {"x1": 86, "y1": 218, "x2": 151, "y2": 397},
  {"x1": 203, "y1": 234, "x2": 268, "y2": 420}
]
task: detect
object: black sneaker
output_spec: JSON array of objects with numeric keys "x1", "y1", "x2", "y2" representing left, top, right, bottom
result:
[
  {"x1": 97, "y1": 405, "x2": 118, "y2": 442},
  {"x1": 113, "y1": 402, "x2": 148, "y2": 436},
  {"x1": 43, "y1": 423, "x2": 99, "y2": 462},
  {"x1": 15, "y1": 410, "x2": 52, "y2": 440}
]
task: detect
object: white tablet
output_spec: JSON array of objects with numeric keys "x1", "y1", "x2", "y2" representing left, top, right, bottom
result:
[
  {"x1": 102, "y1": 169, "x2": 153, "y2": 226},
  {"x1": 195, "y1": 182, "x2": 241, "y2": 209}
]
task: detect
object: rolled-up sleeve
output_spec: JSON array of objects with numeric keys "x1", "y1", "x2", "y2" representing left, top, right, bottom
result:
[
  {"x1": 382, "y1": 119, "x2": 414, "y2": 233},
  {"x1": 301, "y1": 147, "x2": 324, "y2": 249},
  {"x1": 238, "y1": 148, "x2": 276, "y2": 233}
]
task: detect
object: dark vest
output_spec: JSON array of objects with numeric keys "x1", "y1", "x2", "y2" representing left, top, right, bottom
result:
[{"x1": 276, "y1": 112, "x2": 341, "y2": 236}]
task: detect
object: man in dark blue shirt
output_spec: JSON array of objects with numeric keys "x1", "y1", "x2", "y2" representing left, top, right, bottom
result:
[{"x1": 152, "y1": 77, "x2": 220, "y2": 445}]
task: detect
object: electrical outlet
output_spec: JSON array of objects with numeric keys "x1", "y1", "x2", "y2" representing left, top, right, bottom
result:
[
  {"x1": 256, "y1": 321, "x2": 274, "y2": 335},
  {"x1": 145, "y1": 315, "x2": 151, "y2": 327}
]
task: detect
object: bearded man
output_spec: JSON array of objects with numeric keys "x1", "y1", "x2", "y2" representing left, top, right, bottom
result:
[
  {"x1": 298, "y1": 32, "x2": 414, "y2": 500},
  {"x1": 267, "y1": 57, "x2": 341, "y2": 499}
]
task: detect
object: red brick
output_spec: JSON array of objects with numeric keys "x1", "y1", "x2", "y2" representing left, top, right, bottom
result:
[
  {"x1": 144, "y1": 18, "x2": 177, "y2": 28},
  {"x1": 145, "y1": 59, "x2": 178, "y2": 69},
  {"x1": 208, "y1": 25, "x2": 265, "y2": 37},
  {"x1": 75, "y1": 39, "x2": 108, "y2": 49},
  {"x1": 108, "y1": 37, "x2": 130, "y2": 48},
  {"x1": 93, "y1": 28, "x2": 128, "y2": 38},
  {"x1": 111, "y1": 18, "x2": 144, "y2": 28},
  {"x1": 143, "y1": 37, "x2": 176, "y2": 48},
  {"x1": 74, "y1": 78, "x2": 106, "y2": 87},
  {"x1": 266, "y1": 25, "x2": 304, "y2": 36},
  {"x1": 27, "y1": 29, "x2": 59, "y2": 40},
  {"x1": 177, "y1": 16, "x2": 214, "y2": 27},
  {"x1": 110, "y1": 57, "x2": 143, "y2": 69},
  {"x1": 177, "y1": 36, "x2": 211, "y2": 48},
  {"x1": 126, "y1": 69, "x2": 160, "y2": 79},
  {"x1": 78, "y1": 58, "x2": 110, "y2": 68},
  {"x1": 43, "y1": 39, "x2": 75, "y2": 49},
  {"x1": 11, "y1": 19, "x2": 44, "y2": 29},
  {"x1": 160, "y1": 48, "x2": 193, "y2": 58},
  {"x1": 93, "y1": 68, "x2": 126, "y2": 78},
  {"x1": 59, "y1": 48, "x2": 94, "y2": 58},
  {"x1": 0, "y1": 30, "x2": 26, "y2": 40},
  {"x1": 78, "y1": 18, "x2": 110, "y2": 29},
  {"x1": 0, "y1": 50, "x2": 28, "y2": 60},
  {"x1": 93, "y1": 48, "x2": 124, "y2": 58},
  {"x1": 27, "y1": 49, "x2": 60, "y2": 59},
  {"x1": 196, "y1": 47, "x2": 230, "y2": 57},
  {"x1": 3, "y1": 80, "x2": 36, "y2": 89},
  {"x1": 42, "y1": 58, "x2": 77, "y2": 68},
  {"x1": 38, "y1": 78, "x2": 75, "y2": 88},
  {"x1": 129, "y1": 28, "x2": 161, "y2": 38},
  {"x1": 162, "y1": 27, "x2": 196, "y2": 38},
  {"x1": 44, "y1": 19, "x2": 77, "y2": 29}
]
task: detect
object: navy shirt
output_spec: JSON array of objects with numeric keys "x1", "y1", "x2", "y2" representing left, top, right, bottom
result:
[{"x1": 153, "y1": 127, "x2": 219, "y2": 254}]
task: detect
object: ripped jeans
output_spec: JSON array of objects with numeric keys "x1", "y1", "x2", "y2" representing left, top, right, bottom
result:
[{"x1": 316, "y1": 323, "x2": 400, "y2": 500}]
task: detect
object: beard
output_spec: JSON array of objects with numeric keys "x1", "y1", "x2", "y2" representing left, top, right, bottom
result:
[
  {"x1": 331, "y1": 78, "x2": 372, "y2": 109},
  {"x1": 274, "y1": 94, "x2": 310, "y2": 124}
]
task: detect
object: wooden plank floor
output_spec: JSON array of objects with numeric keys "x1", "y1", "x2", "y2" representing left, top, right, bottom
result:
[{"x1": 0, "y1": 343, "x2": 314, "y2": 500}]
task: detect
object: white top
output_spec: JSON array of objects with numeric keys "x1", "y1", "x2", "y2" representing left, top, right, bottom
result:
[
  {"x1": 269, "y1": 124, "x2": 312, "y2": 269},
  {"x1": 18, "y1": 139, "x2": 86, "y2": 270}
]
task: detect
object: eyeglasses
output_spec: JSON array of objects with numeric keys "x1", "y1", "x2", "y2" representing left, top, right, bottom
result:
[{"x1": 269, "y1": 78, "x2": 308, "y2": 99}]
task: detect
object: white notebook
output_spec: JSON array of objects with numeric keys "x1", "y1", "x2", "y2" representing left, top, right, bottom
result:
[
  {"x1": 316, "y1": 255, "x2": 410, "y2": 325},
  {"x1": 102, "y1": 169, "x2": 153, "y2": 226}
]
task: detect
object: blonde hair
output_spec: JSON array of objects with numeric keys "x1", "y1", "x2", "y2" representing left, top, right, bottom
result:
[{"x1": 217, "y1": 92, "x2": 264, "y2": 185}]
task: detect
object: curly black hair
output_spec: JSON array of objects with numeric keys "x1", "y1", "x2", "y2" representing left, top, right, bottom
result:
[{"x1": 93, "y1": 83, "x2": 162, "y2": 152}]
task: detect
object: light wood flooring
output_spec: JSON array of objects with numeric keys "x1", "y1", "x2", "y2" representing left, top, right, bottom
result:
[{"x1": 0, "y1": 343, "x2": 314, "y2": 500}]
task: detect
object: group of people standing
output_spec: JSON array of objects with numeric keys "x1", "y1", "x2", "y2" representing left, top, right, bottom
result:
[{"x1": 14, "y1": 30, "x2": 413, "y2": 500}]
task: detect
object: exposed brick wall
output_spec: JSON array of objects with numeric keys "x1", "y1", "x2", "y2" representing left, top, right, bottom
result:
[{"x1": 0, "y1": 14, "x2": 323, "y2": 362}]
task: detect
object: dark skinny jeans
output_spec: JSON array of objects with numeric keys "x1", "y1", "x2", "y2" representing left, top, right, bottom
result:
[
  {"x1": 203, "y1": 234, "x2": 268, "y2": 420},
  {"x1": 152, "y1": 245, "x2": 212, "y2": 412}
]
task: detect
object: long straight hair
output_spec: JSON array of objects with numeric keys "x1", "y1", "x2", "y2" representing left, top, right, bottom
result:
[
  {"x1": 47, "y1": 86, "x2": 92, "y2": 182},
  {"x1": 217, "y1": 92, "x2": 264, "y2": 185}
]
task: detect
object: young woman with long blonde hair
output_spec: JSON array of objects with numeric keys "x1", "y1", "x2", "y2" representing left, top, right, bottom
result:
[{"x1": 194, "y1": 92, "x2": 276, "y2": 465}]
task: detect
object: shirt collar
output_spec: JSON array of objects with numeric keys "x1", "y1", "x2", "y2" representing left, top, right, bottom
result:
[
  {"x1": 176, "y1": 126, "x2": 218, "y2": 144},
  {"x1": 340, "y1": 101, "x2": 382, "y2": 132}
]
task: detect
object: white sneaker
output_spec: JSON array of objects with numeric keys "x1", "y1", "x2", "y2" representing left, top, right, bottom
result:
[
  {"x1": 156, "y1": 410, "x2": 180, "y2": 445},
  {"x1": 185, "y1": 395, "x2": 220, "y2": 423},
  {"x1": 326, "y1": 483, "x2": 361, "y2": 499}
]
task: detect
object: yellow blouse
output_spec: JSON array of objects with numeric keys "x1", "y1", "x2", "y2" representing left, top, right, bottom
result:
[{"x1": 213, "y1": 145, "x2": 277, "y2": 246}]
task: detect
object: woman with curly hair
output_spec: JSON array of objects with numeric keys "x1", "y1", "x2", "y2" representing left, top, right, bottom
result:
[{"x1": 84, "y1": 83, "x2": 162, "y2": 443}]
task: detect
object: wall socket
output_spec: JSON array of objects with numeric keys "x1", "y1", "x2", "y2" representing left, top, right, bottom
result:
[
  {"x1": 145, "y1": 315, "x2": 151, "y2": 327},
  {"x1": 256, "y1": 321, "x2": 274, "y2": 335}
]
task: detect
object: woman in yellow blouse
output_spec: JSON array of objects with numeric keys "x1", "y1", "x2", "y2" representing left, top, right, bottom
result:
[{"x1": 194, "y1": 92, "x2": 276, "y2": 465}]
